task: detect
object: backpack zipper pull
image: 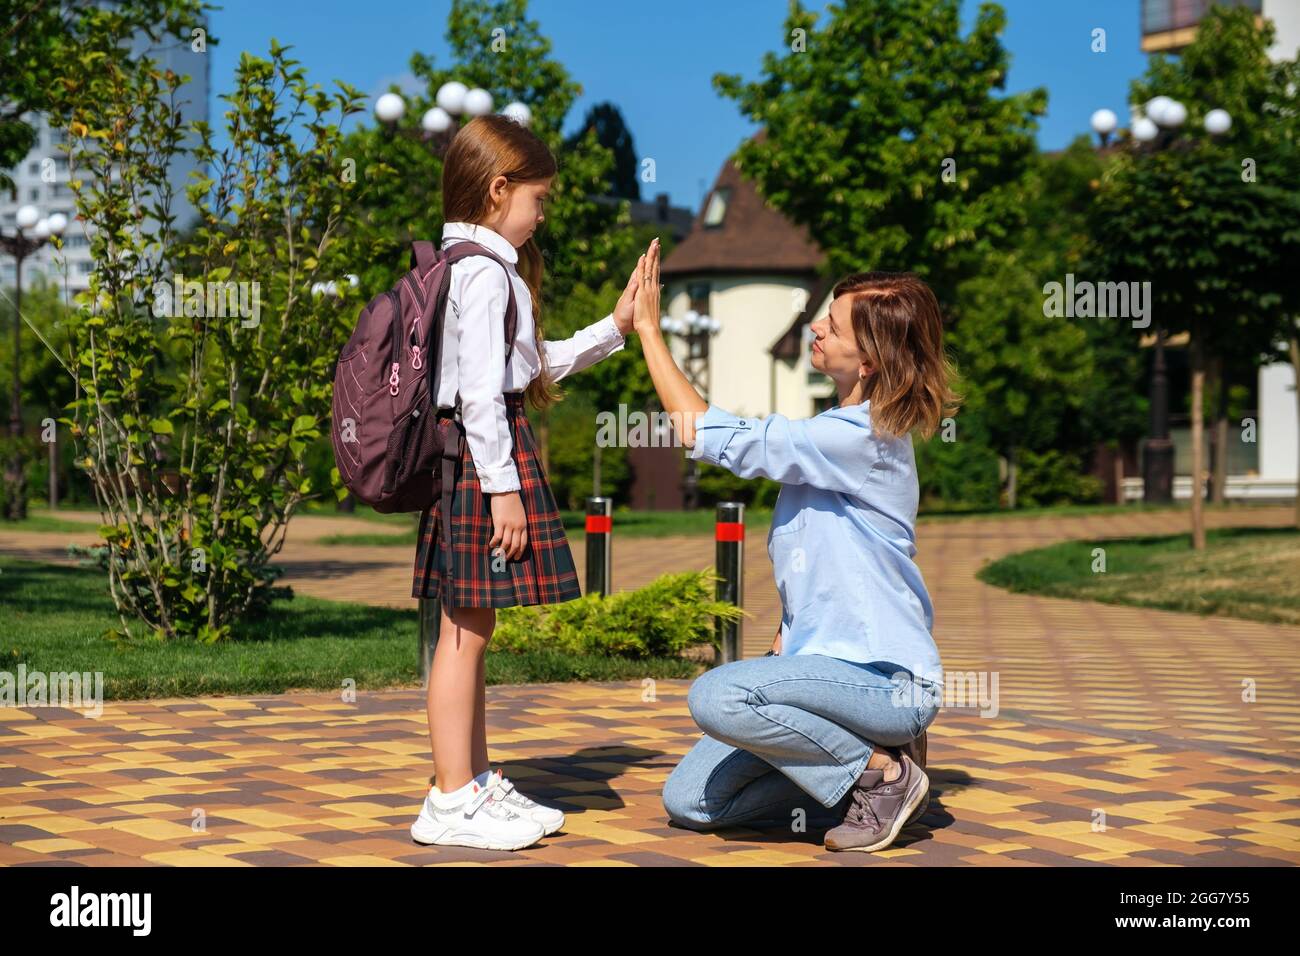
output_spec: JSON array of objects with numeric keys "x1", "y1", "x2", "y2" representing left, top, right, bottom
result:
[{"x1": 389, "y1": 362, "x2": 400, "y2": 396}]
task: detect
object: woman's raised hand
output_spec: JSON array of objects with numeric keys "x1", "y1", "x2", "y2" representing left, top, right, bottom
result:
[
  {"x1": 612, "y1": 260, "x2": 640, "y2": 336},
  {"x1": 632, "y1": 238, "x2": 662, "y2": 336}
]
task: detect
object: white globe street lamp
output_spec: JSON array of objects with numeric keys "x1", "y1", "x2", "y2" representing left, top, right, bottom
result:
[
  {"x1": 15, "y1": 205, "x2": 39, "y2": 230},
  {"x1": 1090, "y1": 108, "x2": 1118, "y2": 139},
  {"x1": 1131, "y1": 116, "x2": 1159, "y2": 142},
  {"x1": 502, "y1": 101, "x2": 532, "y2": 127},
  {"x1": 1204, "y1": 108, "x2": 1232, "y2": 135},
  {"x1": 378, "y1": 82, "x2": 526, "y2": 153},
  {"x1": 1160, "y1": 99, "x2": 1187, "y2": 128},
  {"x1": 374, "y1": 92, "x2": 405, "y2": 124},
  {"x1": 1145, "y1": 96, "x2": 1175, "y2": 126},
  {"x1": 463, "y1": 87, "x2": 493, "y2": 117},
  {"x1": 421, "y1": 107, "x2": 452, "y2": 134},
  {"x1": 436, "y1": 81, "x2": 468, "y2": 115},
  {"x1": 46, "y1": 213, "x2": 67, "y2": 236}
]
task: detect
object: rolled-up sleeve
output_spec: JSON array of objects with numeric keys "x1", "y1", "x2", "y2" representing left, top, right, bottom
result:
[
  {"x1": 455, "y1": 258, "x2": 521, "y2": 494},
  {"x1": 686, "y1": 403, "x2": 875, "y2": 496},
  {"x1": 542, "y1": 313, "x2": 626, "y2": 382}
]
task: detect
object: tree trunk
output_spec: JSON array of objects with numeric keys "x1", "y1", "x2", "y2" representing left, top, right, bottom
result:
[
  {"x1": 1211, "y1": 355, "x2": 1228, "y2": 505},
  {"x1": 48, "y1": 421, "x2": 58, "y2": 510},
  {"x1": 1113, "y1": 445, "x2": 1125, "y2": 505},
  {"x1": 1007, "y1": 446, "x2": 1018, "y2": 510},
  {"x1": 1190, "y1": 335, "x2": 1207, "y2": 550}
]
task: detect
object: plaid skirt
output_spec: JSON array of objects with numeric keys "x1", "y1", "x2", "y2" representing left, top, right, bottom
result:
[{"x1": 411, "y1": 390, "x2": 583, "y2": 608}]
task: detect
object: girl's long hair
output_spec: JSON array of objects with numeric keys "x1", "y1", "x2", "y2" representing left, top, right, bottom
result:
[
  {"x1": 830, "y1": 271, "x2": 962, "y2": 441},
  {"x1": 441, "y1": 114, "x2": 561, "y2": 411}
]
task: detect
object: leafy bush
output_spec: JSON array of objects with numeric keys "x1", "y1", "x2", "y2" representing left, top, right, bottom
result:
[
  {"x1": 492, "y1": 570, "x2": 744, "y2": 658},
  {"x1": 52, "y1": 21, "x2": 366, "y2": 640},
  {"x1": 694, "y1": 462, "x2": 781, "y2": 509},
  {"x1": 914, "y1": 431, "x2": 1001, "y2": 512},
  {"x1": 1015, "y1": 448, "x2": 1104, "y2": 507}
]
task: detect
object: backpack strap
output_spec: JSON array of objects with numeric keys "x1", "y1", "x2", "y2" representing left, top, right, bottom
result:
[
  {"x1": 419, "y1": 238, "x2": 521, "y2": 608},
  {"x1": 437, "y1": 423, "x2": 463, "y2": 613},
  {"x1": 410, "y1": 240, "x2": 438, "y2": 277},
  {"x1": 437, "y1": 241, "x2": 520, "y2": 367},
  {"x1": 430, "y1": 240, "x2": 521, "y2": 419}
]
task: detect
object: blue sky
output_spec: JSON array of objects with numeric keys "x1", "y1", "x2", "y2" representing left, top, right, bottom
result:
[{"x1": 204, "y1": 0, "x2": 1150, "y2": 213}]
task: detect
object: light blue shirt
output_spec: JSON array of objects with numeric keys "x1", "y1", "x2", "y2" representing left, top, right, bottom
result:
[{"x1": 687, "y1": 399, "x2": 944, "y2": 688}]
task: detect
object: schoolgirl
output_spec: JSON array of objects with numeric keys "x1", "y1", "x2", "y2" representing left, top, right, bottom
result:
[{"x1": 408, "y1": 115, "x2": 640, "y2": 851}]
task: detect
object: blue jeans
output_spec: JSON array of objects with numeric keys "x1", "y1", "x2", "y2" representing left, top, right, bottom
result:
[{"x1": 662, "y1": 654, "x2": 942, "y2": 830}]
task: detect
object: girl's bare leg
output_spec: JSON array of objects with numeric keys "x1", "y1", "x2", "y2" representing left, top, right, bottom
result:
[
  {"x1": 426, "y1": 603, "x2": 494, "y2": 794},
  {"x1": 471, "y1": 642, "x2": 489, "y2": 779}
]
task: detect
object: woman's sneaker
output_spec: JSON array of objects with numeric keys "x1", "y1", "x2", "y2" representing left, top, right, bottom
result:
[
  {"x1": 824, "y1": 752, "x2": 929, "y2": 852},
  {"x1": 410, "y1": 780, "x2": 545, "y2": 851},
  {"x1": 485, "y1": 769, "x2": 565, "y2": 835}
]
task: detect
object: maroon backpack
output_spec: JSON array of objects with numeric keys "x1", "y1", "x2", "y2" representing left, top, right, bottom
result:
[{"x1": 330, "y1": 240, "x2": 519, "y2": 599}]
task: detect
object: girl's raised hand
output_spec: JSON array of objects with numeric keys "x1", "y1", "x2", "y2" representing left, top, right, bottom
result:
[{"x1": 612, "y1": 261, "x2": 640, "y2": 336}]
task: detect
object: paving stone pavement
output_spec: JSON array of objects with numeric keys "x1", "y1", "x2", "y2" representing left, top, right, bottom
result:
[{"x1": 2, "y1": 506, "x2": 1298, "y2": 865}]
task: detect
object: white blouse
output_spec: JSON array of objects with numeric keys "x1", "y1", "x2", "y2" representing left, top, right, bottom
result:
[{"x1": 435, "y1": 220, "x2": 627, "y2": 493}]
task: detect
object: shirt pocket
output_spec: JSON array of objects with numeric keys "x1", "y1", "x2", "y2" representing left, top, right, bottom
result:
[{"x1": 768, "y1": 510, "x2": 809, "y2": 614}]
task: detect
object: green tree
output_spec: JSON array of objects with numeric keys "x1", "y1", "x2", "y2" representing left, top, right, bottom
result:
[
  {"x1": 712, "y1": 0, "x2": 1047, "y2": 306},
  {"x1": 1, "y1": 1, "x2": 202, "y2": 192},
  {"x1": 51, "y1": 10, "x2": 367, "y2": 639},
  {"x1": 1, "y1": 0, "x2": 205, "y2": 518},
  {"x1": 1090, "y1": 6, "x2": 1300, "y2": 543},
  {"x1": 1040, "y1": 138, "x2": 1147, "y2": 504},
  {"x1": 948, "y1": 249, "x2": 1095, "y2": 508},
  {"x1": 564, "y1": 102, "x2": 642, "y2": 201}
]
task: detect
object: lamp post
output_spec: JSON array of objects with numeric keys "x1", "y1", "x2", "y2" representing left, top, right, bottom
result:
[
  {"x1": 1090, "y1": 98, "x2": 1231, "y2": 505},
  {"x1": 660, "y1": 309, "x2": 720, "y2": 510},
  {"x1": 373, "y1": 81, "x2": 533, "y2": 158},
  {"x1": 1, "y1": 205, "x2": 66, "y2": 520}
]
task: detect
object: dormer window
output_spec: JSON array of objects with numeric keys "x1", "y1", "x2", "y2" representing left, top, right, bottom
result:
[{"x1": 703, "y1": 187, "x2": 731, "y2": 228}]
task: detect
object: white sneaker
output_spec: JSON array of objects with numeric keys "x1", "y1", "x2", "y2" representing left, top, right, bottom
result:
[
  {"x1": 410, "y1": 780, "x2": 545, "y2": 851},
  {"x1": 486, "y1": 769, "x2": 565, "y2": 835}
]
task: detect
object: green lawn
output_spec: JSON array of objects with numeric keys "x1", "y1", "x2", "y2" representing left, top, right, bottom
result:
[
  {"x1": 0, "y1": 557, "x2": 702, "y2": 700},
  {"x1": 977, "y1": 525, "x2": 1300, "y2": 626},
  {"x1": 915, "y1": 499, "x2": 1284, "y2": 523},
  {"x1": 3, "y1": 513, "x2": 101, "y2": 534}
]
